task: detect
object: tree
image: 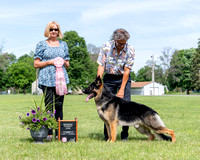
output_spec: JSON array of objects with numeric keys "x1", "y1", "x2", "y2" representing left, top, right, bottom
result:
[
  {"x1": 136, "y1": 66, "x2": 152, "y2": 82},
  {"x1": 191, "y1": 39, "x2": 200, "y2": 91},
  {"x1": 0, "y1": 68, "x2": 4, "y2": 91},
  {"x1": 62, "y1": 31, "x2": 97, "y2": 89},
  {"x1": 130, "y1": 71, "x2": 136, "y2": 81},
  {"x1": 87, "y1": 43, "x2": 100, "y2": 54},
  {"x1": 5, "y1": 61, "x2": 35, "y2": 94},
  {"x1": 136, "y1": 58, "x2": 165, "y2": 84},
  {"x1": 167, "y1": 48, "x2": 195, "y2": 94},
  {"x1": 0, "y1": 53, "x2": 16, "y2": 72},
  {"x1": 18, "y1": 52, "x2": 34, "y2": 66},
  {"x1": 159, "y1": 47, "x2": 175, "y2": 85}
]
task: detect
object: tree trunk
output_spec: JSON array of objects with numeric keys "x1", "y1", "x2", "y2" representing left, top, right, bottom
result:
[{"x1": 187, "y1": 89, "x2": 190, "y2": 95}]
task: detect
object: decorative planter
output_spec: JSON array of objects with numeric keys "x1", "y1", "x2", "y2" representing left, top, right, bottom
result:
[{"x1": 30, "y1": 127, "x2": 48, "y2": 143}]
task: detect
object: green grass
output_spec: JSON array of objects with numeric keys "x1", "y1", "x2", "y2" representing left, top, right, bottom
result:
[{"x1": 0, "y1": 94, "x2": 200, "y2": 159}]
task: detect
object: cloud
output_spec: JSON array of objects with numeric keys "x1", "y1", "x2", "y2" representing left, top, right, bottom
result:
[
  {"x1": 80, "y1": 0, "x2": 195, "y2": 23},
  {"x1": 179, "y1": 14, "x2": 200, "y2": 28}
]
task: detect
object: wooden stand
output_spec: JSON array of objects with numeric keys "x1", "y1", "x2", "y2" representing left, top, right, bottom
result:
[{"x1": 58, "y1": 118, "x2": 78, "y2": 142}]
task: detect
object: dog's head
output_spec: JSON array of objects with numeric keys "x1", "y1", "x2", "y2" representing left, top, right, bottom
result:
[{"x1": 82, "y1": 76, "x2": 103, "y2": 102}]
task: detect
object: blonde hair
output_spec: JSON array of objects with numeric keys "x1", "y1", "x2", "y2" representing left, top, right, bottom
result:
[{"x1": 44, "y1": 21, "x2": 63, "y2": 39}]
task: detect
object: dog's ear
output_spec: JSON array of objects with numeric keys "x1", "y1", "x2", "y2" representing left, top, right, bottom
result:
[{"x1": 95, "y1": 75, "x2": 102, "y2": 87}]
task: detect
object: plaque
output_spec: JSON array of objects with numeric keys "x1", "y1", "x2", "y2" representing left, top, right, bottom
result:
[{"x1": 58, "y1": 118, "x2": 78, "y2": 142}]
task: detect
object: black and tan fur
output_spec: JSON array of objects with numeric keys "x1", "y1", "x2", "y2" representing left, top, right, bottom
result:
[{"x1": 82, "y1": 76, "x2": 175, "y2": 143}]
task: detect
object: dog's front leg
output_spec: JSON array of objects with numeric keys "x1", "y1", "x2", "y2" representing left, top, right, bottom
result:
[
  {"x1": 110, "y1": 120, "x2": 117, "y2": 142},
  {"x1": 105, "y1": 123, "x2": 111, "y2": 142}
]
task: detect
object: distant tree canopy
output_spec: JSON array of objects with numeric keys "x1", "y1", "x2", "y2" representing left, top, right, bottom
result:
[
  {"x1": 62, "y1": 31, "x2": 97, "y2": 89},
  {"x1": 1, "y1": 34, "x2": 199, "y2": 94},
  {"x1": 191, "y1": 39, "x2": 200, "y2": 91},
  {"x1": 2, "y1": 53, "x2": 35, "y2": 93},
  {"x1": 135, "y1": 64, "x2": 164, "y2": 84},
  {"x1": 167, "y1": 48, "x2": 196, "y2": 93}
]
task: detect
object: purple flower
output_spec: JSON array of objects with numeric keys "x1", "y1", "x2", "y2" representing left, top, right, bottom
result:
[
  {"x1": 19, "y1": 116, "x2": 22, "y2": 119},
  {"x1": 37, "y1": 107, "x2": 40, "y2": 111},
  {"x1": 27, "y1": 113, "x2": 30, "y2": 117},
  {"x1": 37, "y1": 119, "x2": 40, "y2": 122},
  {"x1": 51, "y1": 114, "x2": 54, "y2": 117},
  {"x1": 47, "y1": 110, "x2": 51, "y2": 114},
  {"x1": 49, "y1": 128, "x2": 51, "y2": 130},
  {"x1": 20, "y1": 122, "x2": 24, "y2": 125},
  {"x1": 54, "y1": 110, "x2": 56, "y2": 114},
  {"x1": 32, "y1": 118, "x2": 37, "y2": 122},
  {"x1": 31, "y1": 110, "x2": 36, "y2": 115},
  {"x1": 27, "y1": 127, "x2": 30, "y2": 130},
  {"x1": 42, "y1": 125, "x2": 45, "y2": 128},
  {"x1": 43, "y1": 117, "x2": 47, "y2": 121}
]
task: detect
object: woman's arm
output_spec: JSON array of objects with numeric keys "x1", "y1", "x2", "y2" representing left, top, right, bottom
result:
[{"x1": 34, "y1": 58, "x2": 54, "y2": 68}]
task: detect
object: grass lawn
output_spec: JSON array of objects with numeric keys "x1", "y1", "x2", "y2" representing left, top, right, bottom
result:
[{"x1": 0, "y1": 94, "x2": 200, "y2": 159}]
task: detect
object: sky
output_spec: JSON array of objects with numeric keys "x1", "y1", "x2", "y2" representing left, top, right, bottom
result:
[{"x1": 0, "y1": 0, "x2": 200, "y2": 72}]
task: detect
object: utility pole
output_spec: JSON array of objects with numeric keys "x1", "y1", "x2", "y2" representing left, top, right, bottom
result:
[{"x1": 151, "y1": 55, "x2": 155, "y2": 95}]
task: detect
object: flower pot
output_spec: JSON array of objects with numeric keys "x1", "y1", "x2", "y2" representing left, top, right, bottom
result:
[{"x1": 30, "y1": 127, "x2": 48, "y2": 143}]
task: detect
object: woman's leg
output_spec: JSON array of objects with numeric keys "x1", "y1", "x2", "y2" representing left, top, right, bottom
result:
[
  {"x1": 54, "y1": 93, "x2": 64, "y2": 137},
  {"x1": 41, "y1": 86, "x2": 54, "y2": 136}
]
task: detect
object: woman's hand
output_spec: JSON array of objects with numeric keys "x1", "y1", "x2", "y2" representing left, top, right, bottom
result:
[
  {"x1": 64, "y1": 60, "x2": 69, "y2": 69},
  {"x1": 116, "y1": 88, "x2": 125, "y2": 98}
]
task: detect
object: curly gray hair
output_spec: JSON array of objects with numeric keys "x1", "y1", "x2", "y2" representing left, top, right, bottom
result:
[{"x1": 112, "y1": 28, "x2": 130, "y2": 41}]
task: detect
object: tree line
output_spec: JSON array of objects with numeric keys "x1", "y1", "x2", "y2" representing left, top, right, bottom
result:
[{"x1": 0, "y1": 31, "x2": 199, "y2": 94}]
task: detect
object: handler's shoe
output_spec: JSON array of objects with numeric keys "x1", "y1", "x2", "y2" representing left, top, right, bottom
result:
[{"x1": 46, "y1": 135, "x2": 53, "y2": 141}]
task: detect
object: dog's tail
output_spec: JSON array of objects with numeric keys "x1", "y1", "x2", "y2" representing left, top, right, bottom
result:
[{"x1": 156, "y1": 133, "x2": 172, "y2": 141}]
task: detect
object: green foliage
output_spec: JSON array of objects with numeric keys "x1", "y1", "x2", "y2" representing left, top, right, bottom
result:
[
  {"x1": 0, "y1": 68, "x2": 4, "y2": 90},
  {"x1": 62, "y1": 31, "x2": 97, "y2": 89},
  {"x1": 5, "y1": 61, "x2": 36, "y2": 93},
  {"x1": 18, "y1": 53, "x2": 34, "y2": 66},
  {"x1": 167, "y1": 48, "x2": 195, "y2": 92},
  {"x1": 191, "y1": 39, "x2": 200, "y2": 91},
  {"x1": 130, "y1": 71, "x2": 136, "y2": 81},
  {"x1": 136, "y1": 66, "x2": 152, "y2": 82},
  {"x1": 19, "y1": 97, "x2": 58, "y2": 131},
  {"x1": 135, "y1": 65, "x2": 164, "y2": 84},
  {"x1": 0, "y1": 52, "x2": 16, "y2": 72}
]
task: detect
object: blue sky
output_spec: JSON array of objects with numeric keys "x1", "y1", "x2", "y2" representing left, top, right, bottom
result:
[{"x1": 0, "y1": 0, "x2": 199, "y2": 72}]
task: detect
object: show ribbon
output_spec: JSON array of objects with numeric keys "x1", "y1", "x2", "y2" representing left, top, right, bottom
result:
[{"x1": 54, "y1": 57, "x2": 68, "y2": 96}]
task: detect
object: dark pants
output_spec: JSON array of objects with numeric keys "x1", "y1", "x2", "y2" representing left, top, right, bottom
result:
[
  {"x1": 103, "y1": 74, "x2": 131, "y2": 140},
  {"x1": 41, "y1": 86, "x2": 64, "y2": 136}
]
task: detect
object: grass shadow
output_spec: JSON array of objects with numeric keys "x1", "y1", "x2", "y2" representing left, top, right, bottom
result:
[{"x1": 88, "y1": 132, "x2": 147, "y2": 141}]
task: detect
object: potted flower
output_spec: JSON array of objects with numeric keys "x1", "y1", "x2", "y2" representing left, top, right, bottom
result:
[{"x1": 19, "y1": 97, "x2": 58, "y2": 143}]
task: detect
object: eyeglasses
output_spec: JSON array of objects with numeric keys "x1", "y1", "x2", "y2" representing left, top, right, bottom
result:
[
  {"x1": 116, "y1": 42, "x2": 126, "y2": 46},
  {"x1": 50, "y1": 28, "x2": 58, "y2": 32}
]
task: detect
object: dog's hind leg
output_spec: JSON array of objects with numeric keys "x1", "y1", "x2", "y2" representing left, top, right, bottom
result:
[
  {"x1": 135, "y1": 126, "x2": 155, "y2": 142},
  {"x1": 109, "y1": 120, "x2": 117, "y2": 142},
  {"x1": 155, "y1": 127, "x2": 175, "y2": 142},
  {"x1": 154, "y1": 133, "x2": 172, "y2": 141}
]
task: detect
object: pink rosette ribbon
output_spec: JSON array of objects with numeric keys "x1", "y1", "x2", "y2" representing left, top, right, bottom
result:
[{"x1": 54, "y1": 57, "x2": 68, "y2": 96}]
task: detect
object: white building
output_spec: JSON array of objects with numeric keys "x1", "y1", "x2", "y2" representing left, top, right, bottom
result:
[
  {"x1": 31, "y1": 79, "x2": 43, "y2": 95},
  {"x1": 131, "y1": 81, "x2": 165, "y2": 95}
]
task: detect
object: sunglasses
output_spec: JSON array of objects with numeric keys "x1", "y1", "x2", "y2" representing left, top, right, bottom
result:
[
  {"x1": 116, "y1": 42, "x2": 126, "y2": 46},
  {"x1": 50, "y1": 28, "x2": 58, "y2": 32}
]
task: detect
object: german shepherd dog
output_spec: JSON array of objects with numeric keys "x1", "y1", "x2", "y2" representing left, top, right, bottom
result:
[{"x1": 82, "y1": 76, "x2": 175, "y2": 143}]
